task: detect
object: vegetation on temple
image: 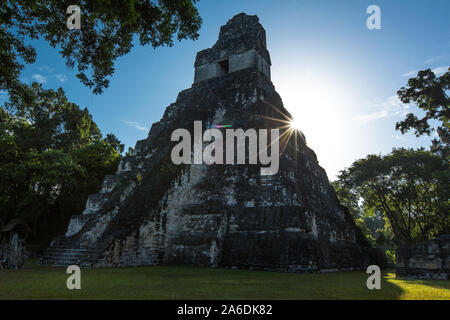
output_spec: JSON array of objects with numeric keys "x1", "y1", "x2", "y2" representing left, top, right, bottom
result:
[{"x1": 0, "y1": 82, "x2": 124, "y2": 245}]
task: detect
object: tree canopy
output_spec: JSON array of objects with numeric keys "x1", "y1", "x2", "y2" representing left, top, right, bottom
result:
[
  {"x1": 334, "y1": 148, "x2": 449, "y2": 247},
  {"x1": 334, "y1": 68, "x2": 449, "y2": 254},
  {"x1": 0, "y1": 82, "x2": 124, "y2": 244},
  {"x1": 396, "y1": 68, "x2": 449, "y2": 157},
  {"x1": 0, "y1": 0, "x2": 202, "y2": 96}
]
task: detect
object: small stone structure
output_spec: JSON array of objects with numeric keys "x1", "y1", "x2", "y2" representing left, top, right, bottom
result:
[
  {"x1": 396, "y1": 235, "x2": 449, "y2": 280},
  {"x1": 0, "y1": 220, "x2": 26, "y2": 269},
  {"x1": 194, "y1": 14, "x2": 271, "y2": 83}
]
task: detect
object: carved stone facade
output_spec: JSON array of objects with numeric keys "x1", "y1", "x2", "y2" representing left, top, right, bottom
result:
[
  {"x1": 194, "y1": 13, "x2": 271, "y2": 83},
  {"x1": 42, "y1": 13, "x2": 384, "y2": 271}
]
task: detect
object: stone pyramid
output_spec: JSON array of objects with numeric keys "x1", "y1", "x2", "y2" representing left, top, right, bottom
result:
[{"x1": 42, "y1": 13, "x2": 383, "y2": 270}]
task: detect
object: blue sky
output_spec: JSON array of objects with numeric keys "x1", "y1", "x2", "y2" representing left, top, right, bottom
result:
[{"x1": 9, "y1": 0, "x2": 450, "y2": 179}]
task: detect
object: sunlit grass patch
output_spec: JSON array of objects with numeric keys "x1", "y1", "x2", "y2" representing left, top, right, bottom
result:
[{"x1": 384, "y1": 272, "x2": 450, "y2": 300}]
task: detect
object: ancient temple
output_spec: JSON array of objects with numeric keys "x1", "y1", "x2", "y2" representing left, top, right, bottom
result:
[{"x1": 41, "y1": 13, "x2": 383, "y2": 271}]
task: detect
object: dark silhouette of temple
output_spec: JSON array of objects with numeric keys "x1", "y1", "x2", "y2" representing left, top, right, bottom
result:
[{"x1": 41, "y1": 13, "x2": 383, "y2": 271}]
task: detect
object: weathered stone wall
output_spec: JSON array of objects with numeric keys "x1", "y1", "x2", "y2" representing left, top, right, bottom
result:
[
  {"x1": 228, "y1": 49, "x2": 270, "y2": 79},
  {"x1": 194, "y1": 63, "x2": 219, "y2": 84},
  {"x1": 194, "y1": 13, "x2": 271, "y2": 68},
  {"x1": 0, "y1": 233, "x2": 25, "y2": 269},
  {"x1": 194, "y1": 49, "x2": 270, "y2": 83},
  {"x1": 194, "y1": 13, "x2": 271, "y2": 84},
  {"x1": 396, "y1": 235, "x2": 450, "y2": 280}
]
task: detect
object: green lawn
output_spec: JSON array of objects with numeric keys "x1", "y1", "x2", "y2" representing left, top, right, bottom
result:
[{"x1": 0, "y1": 260, "x2": 448, "y2": 300}]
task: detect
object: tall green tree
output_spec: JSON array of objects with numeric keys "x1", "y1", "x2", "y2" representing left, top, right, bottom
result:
[
  {"x1": 1, "y1": 0, "x2": 201, "y2": 96},
  {"x1": 0, "y1": 82, "x2": 123, "y2": 244},
  {"x1": 396, "y1": 68, "x2": 449, "y2": 157},
  {"x1": 332, "y1": 180, "x2": 393, "y2": 248},
  {"x1": 335, "y1": 148, "x2": 449, "y2": 247}
]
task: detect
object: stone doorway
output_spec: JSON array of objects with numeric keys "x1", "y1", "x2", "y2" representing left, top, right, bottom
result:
[{"x1": 218, "y1": 59, "x2": 229, "y2": 76}]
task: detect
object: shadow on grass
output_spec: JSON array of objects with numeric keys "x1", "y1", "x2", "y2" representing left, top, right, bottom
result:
[{"x1": 380, "y1": 273, "x2": 404, "y2": 299}]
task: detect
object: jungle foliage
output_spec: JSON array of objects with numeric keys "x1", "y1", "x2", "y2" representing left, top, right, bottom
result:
[
  {"x1": 0, "y1": 82, "x2": 124, "y2": 244},
  {"x1": 334, "y1": 68, "x2": 449, "y2": 251}
]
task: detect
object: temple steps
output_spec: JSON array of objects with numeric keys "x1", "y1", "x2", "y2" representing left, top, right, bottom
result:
[{"x1": 39, "y1": 244, "x2": 103, "y2": 267}]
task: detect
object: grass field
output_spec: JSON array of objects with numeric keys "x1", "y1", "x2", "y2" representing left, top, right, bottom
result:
[{"x1": 0, "y1": 260, "x2": 448, "y2": 300}]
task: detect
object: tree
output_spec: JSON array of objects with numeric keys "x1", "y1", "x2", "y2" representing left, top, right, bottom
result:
[
  {"x1": 335, "y1": 148, "x2": 449, "y2": 247},
  {"x1": 396, "y1": 68, "x2": 450, "y2": 157},
  {"x1": 4, "y1": 82, "x2": 103, "y2": 151},
  {"x1": 333, "y1": 177, "x2": 395, "y2": 250},
  {"x1": 1, "y1": 0, "x2": 202, "y2": 96},
  {"x1": 0, "y1": 82, "x2": 123, "y2": 245}
]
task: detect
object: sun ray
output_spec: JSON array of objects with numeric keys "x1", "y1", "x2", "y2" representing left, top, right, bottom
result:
[
  {"x1": 264, "y1": 101, "x2": 293, "y2": 123},
  {"x1": 255, "y1": 100, "x2": 307, "y2": 164},
  {"x1": 259, "y1": 124, "x2": 294, "y2": 155},
  {"x1": 259, "y1": 114, "x2": 292, "y2": 125}
]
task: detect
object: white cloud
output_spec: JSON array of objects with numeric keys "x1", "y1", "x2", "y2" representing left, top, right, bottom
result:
[
  {"x1": 431, "y1": 66, "x2": 449, "y2": 76},
  {"x1": 403, "y1": 64, "x2": 448, "y2": 78},
  {"x1": 355, "y1": 96, "x2": 410, "y2": 123},
  {"x1": 122, "y1": 120, "x2": 148, "y2": 132},
  {"x1": 55, "y1": 74, "x2": 67, "y2": 82},
  {"x1": 355, "y1": 110, "x2": 388, "y2": 122},
  {"x1": 38, "y1": 65, "x2": 55, "y2": 73},
  {"x1": 392, "y1": 134, "x2": 408, "y2": 141},
  {"x1": 425, "y1": 55, "x2": 448, "y2": 64},
  {"x1": 32, "y1": 74, "x2": 47, "y2": 84},
  {"x1": 402, "y1": 70, "x2": 417, "y2": 77}
]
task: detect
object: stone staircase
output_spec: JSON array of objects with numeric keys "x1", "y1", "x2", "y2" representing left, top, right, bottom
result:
[{"x1": 39, "y1": 239, "x2": 103, "y2": 267}]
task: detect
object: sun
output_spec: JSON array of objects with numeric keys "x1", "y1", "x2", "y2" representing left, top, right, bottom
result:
[{"x1": 289, "y1": 118, "x2": 302, "y2": 131}]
